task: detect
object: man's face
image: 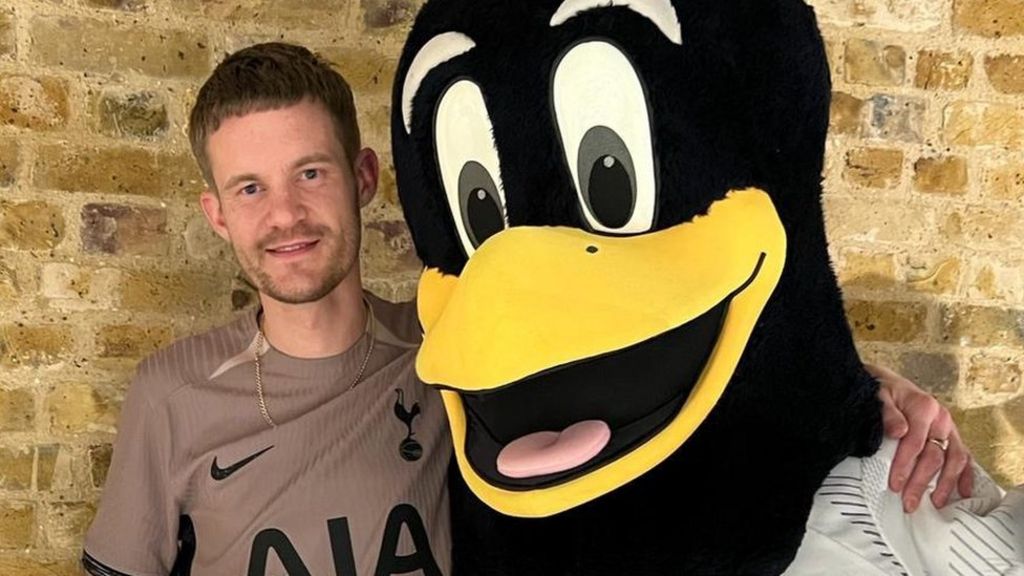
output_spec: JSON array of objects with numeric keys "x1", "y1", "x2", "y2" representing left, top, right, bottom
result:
[{"x1": 200, "y1": 100, "x2": 377, "y2": 305}]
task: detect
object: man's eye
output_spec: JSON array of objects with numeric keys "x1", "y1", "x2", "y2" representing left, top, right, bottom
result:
[
  {"x1": 241, "y1": 184, "x2": 259, "y2": 196},
  {"x1": 302, "y1": 169, "x2": 319, "y2": 180}
]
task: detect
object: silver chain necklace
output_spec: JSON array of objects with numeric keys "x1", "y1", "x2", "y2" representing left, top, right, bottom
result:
[{"x1": 253, "y1": 300, "x2": 375, "y2": 428}]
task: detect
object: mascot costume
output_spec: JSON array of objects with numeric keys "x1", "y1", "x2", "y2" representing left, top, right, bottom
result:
[{"x1": 389, "y1": 0, "x2": 1024, "y2": 573}]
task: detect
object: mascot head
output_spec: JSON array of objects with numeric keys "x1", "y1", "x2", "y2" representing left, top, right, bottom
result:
[{"x1": 392, "y1": 0, "x2": 880, "y2": 518}]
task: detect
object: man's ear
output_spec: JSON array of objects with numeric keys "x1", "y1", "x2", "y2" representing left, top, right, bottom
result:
[
  {"x1": 353, "y1": 148, "x2": 379, "y2": 208},
  {"x1": 200, "y1": 189, "x2": 231, "y2": 242}
]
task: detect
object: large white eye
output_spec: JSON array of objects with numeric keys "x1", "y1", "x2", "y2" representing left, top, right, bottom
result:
[
  {"x1": 434, "y1": 80, "x2": 507, "y2": 257},
  {"x1": 553, "y1": 41, "x2": 656, "y2": 234}
]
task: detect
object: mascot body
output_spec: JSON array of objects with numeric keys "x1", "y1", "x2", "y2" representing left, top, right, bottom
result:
[{"x1": 389, "y1": 0, "x2": 1024, "y2": 573}]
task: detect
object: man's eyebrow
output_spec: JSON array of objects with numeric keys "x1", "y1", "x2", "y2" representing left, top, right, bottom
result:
[
  {"x1": 401, "y1": 31, "x2": 477, "y2": 135},
  {"x1": 291, "y1": 153, "x2": 335, "y2": 169},
  {"x1": 550, "y1": 0, "x2": 682, "y2": 45},
  {"x1": 222, "y1": 172, "x2": 260, "y2": 192}
]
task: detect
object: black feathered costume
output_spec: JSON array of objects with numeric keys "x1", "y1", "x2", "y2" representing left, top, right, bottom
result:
[{"x1": 388, "y1": 1, "x2": 1023, "y2": 574}]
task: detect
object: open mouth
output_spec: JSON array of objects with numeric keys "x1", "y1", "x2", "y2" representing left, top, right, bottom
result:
[{"x1": 457, "y1": 253, "x2": 766, "y2": 490}]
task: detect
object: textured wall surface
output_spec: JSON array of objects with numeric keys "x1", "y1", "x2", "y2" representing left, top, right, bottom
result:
[
  {"x1": 811, "y1": 0, "x2": 1024, "y2": 491},
  {"x1": 0, "y1": 0, "x2": 1021, "y2": 570}
]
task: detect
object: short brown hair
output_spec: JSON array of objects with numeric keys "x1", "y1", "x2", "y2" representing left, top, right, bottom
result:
[{"x1": 188, "y1": 42, "x2": 361, "y2": 187}]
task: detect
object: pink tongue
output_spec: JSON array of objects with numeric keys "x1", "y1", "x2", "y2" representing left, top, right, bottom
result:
[{"x1": 496, "y1": 420, "x2": 611, "y2": 479}]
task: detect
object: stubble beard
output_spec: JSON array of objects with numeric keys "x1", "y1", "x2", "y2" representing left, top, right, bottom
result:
[{"x1": 236, "y1": 222, "x2": 360, "y2": 305}]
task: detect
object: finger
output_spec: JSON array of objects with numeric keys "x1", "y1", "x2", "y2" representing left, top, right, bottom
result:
[
  {"x1": 902, "y1": 440, "x2": 946, "y2": 512},
  {"x1": 930, "y1": 426, "x2": 969, "y2": 508},
  {"x1": 958, "y1": 449, "x2": 974, "y2": 499},
  {"x1": 889, "y1": 395, "x2": 940, "y2": 492},
  {"x1": 902, "y1": 409, "x2": 953, "y2": 511},
  {"x1": 878, "y1": 386, "x2": 909, "y2": 439}
]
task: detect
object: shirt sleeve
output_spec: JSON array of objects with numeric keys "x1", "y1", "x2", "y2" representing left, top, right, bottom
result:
[{"x1": 83, "y1": 363, "x2": 180, "y2": 576}]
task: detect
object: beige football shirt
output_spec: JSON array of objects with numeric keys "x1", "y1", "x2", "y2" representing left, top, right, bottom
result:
[{"x1": 83, "y1": 294, "x2": 451, "y2": 576}]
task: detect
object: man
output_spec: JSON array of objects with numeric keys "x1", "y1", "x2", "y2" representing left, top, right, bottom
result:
[
  {"x1": 82, "y1": 42, "x2": 972, "y2": 575},
  {"x1": 83, "y1": 43, "x2": 450, "y2": 576}
]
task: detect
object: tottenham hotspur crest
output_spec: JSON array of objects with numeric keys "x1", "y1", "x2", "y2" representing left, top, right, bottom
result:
[{"x1": 393, "y1": 389, "x2": 423, "y2": 461}]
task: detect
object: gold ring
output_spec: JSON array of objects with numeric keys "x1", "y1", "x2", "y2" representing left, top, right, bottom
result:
[{"x1": 928, "y1": 437, "x2": 949, "y2": 452}]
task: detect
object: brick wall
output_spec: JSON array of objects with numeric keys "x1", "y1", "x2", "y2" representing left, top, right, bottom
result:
[
  {"x1": 812, "y1": 0, "x2": 1024, "y2": 489},
  {"x1": 0, "y1": 0, "x2": 1021, "y2": 570}
]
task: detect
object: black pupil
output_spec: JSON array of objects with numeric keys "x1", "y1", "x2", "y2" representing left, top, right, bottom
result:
[
  {"x1": 588, "y1": 155, "x2": 632, "y2": 229},
  {"x1": 467, "y1": 188, "x2": 504, "y2": 247}
]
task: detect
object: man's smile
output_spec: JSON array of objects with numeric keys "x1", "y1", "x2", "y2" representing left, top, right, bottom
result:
[{"x1": 266, "y1": 239, "x2": 320, "y2": 258}]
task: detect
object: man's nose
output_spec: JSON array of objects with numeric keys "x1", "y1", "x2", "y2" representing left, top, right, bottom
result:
[{"x1": 265, "y1": 185, "x2": 308, "y2": 228}]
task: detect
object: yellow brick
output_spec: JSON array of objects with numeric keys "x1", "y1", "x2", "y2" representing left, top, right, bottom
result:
[
  {"x1": 844, "y1": 39, "x2": 906, "y2": 86},
  {"x1": 44, "y1": 502, "x2": 95, "y2": 550},
  {"x1": 30, "y1": 17, "x2": 211, "y2": 79},
  {"x1": 915, "y1": 50, "x2": 973, "y2": 90},
  {"x1": 84, "y1": 0, "x2": 146, "y2": 9},
  {"x1": 36, "y1": 445, "x2": 58, "y2": 492},
  {"x1": 968, "y1": 354, "x2": 1022, "y2": 394},
  {"x1": 940, "y1": 208, "x2": 1023, "y2": 251},
  {"x1": 0, "y1": 75, "x2": 69, "y2": 131},
  {"x1": 0, "y1": 201, "x2": 66, "y2": 251},
  {"x1": 47, "y1": 383, "x2": 121, "y2": 435},
  {"x1": 0, "y1": 448, "x2": 33, "y2": 490},
  {"x1": 95, "y1": 91, "x2": 169, "y2": 138},
  {"x1": 0, "y1": 503, "x2": 34, "y2": 549},
  {"x1": 971, "y1": 266, "x2": 1000, "y2": 300},
  {"x1": 121, "y1": 269, "x2": 230, "y2": 315},
  {"x1": 0, "y1": 389, "x2": 33, "y2": 432},
  {"x1": 0, "y1": 324, "x2": 74, "y2": 367},
  {"x1": 829, "y1": 92, "x2": 866, "y2": 136},
  {"x1": 942, "y1": 304, "x2": 1024, "y2": 347},
  {"x1": 982, "y1": 159, "x2": 1024, "y2": 201},
  {"x1": 0, "y1": 556, "x2": 76, "y2": 576},
  {"x1": 985, "y1": 54, "x2": 1024, "y2": 94},
  {"x1": 89, "y1": 444, "x2": 111, "y2": 488},
  {"x1": 97, "y1": 325, "x2": 173, "y2": 359},
  {"x1": 39, "y1": 264, "x2": 89, "y2": 301},
  {"x1": 39, "y1": 264, "x2": 122, "y2": 311},
  {"x1": 0, "y1": 9, "x2": 13, "y2": 58},
  {"x1": 906, "y1": 256, "x2": 960, "y2": 295},
  {"x1": 0, "y1": 262, "x2": 16, "y2": 301},
  {"x1": 824, "y1": 197, "x2": 932, "y2": 245},
  {"x1": 362, "y1": 0, "x2": 420, "y2": 28},
  {"x1": 913, "y1": 155, "x2": 968, "y2": 194},
  {"x1": 33, "y1": 144, "x2": 201, "y2": 198},
  {"x1": 378, "y1": 157, "x2": 399, "y2": 205},
  {"x1": 363, "y1": 217, "x2": 423, "y2": 281},
  {"x1": 811, "y1": 0, "x2": 945, "y2": 32},
  {"x1": 845, "y1": 300, "x2": 927, "y2": 343},
  {"x1": 179, "y1": 0, "x2": 348, "y2": 28},
  {"x1": 955, "y1": 399, "x2": 1024, "y2": 485},
  {"x1": 843, "y1": 147, "x2": 903, "y2": 188},
  {"x1": 184, "y1": 216, "x2": 230, "y2": 260},
  {"x1": 837, "y1": 251, "x2": 896, "y2": 290},
  {"x1": 317, "y1": 45, "x2": 399, "y2": 99},
  {"x1": 943, "y1": 101, "x2": 1024, "y2": 148},
  {"x1": 0, "y1": 139, "x2": 18, "y2": 187},
  {"x1": 951, "y1": 405, "x2": 1006, "y2": 481},
  {"x1": 1003, "y1": 394, "x2": 1024, "y2": 440},
  {"x1": 953, "y1": 0, "x2": 1024, "y2": 38}
]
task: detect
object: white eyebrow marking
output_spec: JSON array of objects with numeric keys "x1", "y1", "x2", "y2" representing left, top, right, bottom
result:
[
  {"x1": 402, "y1": 32, "x2": 477, "y2": 134},
  {"x1": 550, "y1": 0, "x2": 682, "y2": 45}
]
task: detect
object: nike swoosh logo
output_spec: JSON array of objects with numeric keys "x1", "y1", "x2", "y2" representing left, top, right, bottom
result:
[{"x1": 211, "y1": 445, "x2": 274, "y2": 481}]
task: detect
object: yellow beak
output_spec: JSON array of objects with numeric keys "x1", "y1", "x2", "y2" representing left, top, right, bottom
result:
[{"x1": 417, "y1": 188, "x2": 787, "y2": 516}]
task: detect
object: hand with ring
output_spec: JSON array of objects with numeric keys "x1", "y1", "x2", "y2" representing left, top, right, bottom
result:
[{"x1": 865, "y1": 363, "x2": 973, "y2": 513}]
